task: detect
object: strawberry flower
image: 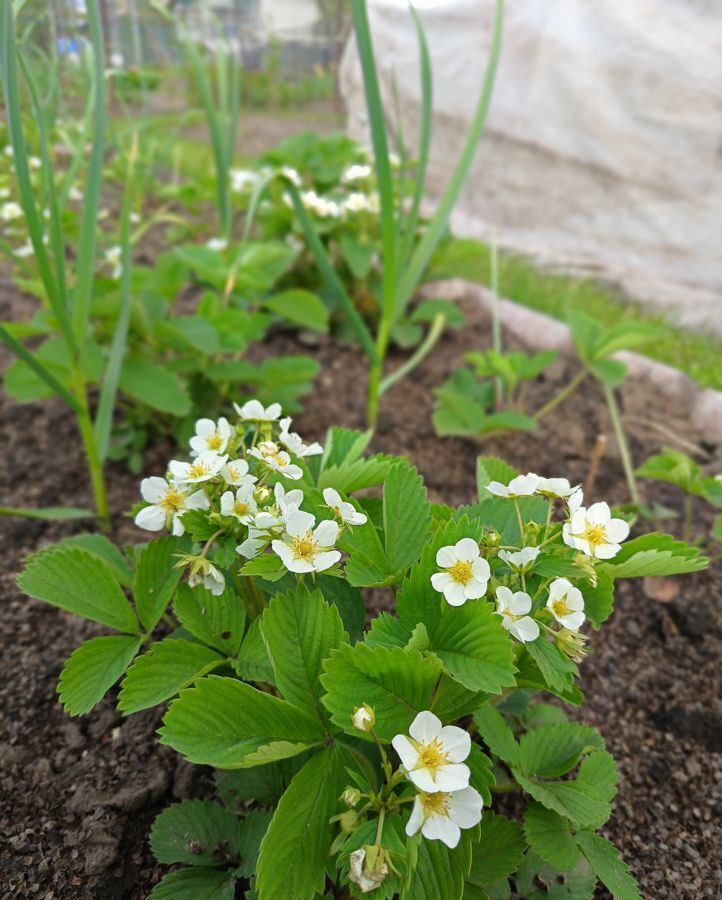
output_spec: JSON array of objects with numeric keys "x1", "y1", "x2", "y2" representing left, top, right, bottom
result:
[
  {"x1": 563, "y1": 501, "x2": 630, "y2": 559},
  {"x1": 134, "y1": 477, "x2": 209, "y2": 536},
  {"x1": 405, "y1": 786, "x2": 483, "y2": 849},
  {"x1": 391, "y1": 711, "x2": 471, "y2": 793},
  {"x1": 494, "y1": 586, "x2": 539, "y2": 643},
  {"x1": 547, "y1": 578, "x2": 585, "y2": 631},
  {"x1": 271, "y1": 508, "x2": 340, "y2": 573},
  {"x1": 430, "y1": 538, "x2": 490, "y2": 606}
]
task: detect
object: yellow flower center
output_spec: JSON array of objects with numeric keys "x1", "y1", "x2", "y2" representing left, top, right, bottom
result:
[
  {"x1": 160, "y1": 489, "x2": 186, "y2": 512},
  {"x1": 448, "y1": 560, "x2": 473, "y2": 585},
  {"x1": 234, "y1": 501, "x2": 250, "y2": 517},
  {"x1": 207, "y1": 433, "x2": 224, "y2": 451},
  {"x1": 290, "y1": 531, "x2": 318, "y2": 563},
  {"x1": 553, "y1": 596, "x2": 571, "y2": 617},
  {"x1": 582, "y1": 523, "x2": 607, "y2": 547},
  {"x1": 415, "y1": 739, "x2": 449, "y2": 772},
  {"x1": 420, "y1": 790, "x2": 450, "y2": 817},
  {"x1": 189, "y1": 460, "x2": 211, "y2": 479}
]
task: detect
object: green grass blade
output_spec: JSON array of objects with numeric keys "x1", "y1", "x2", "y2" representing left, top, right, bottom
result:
[
  {"x1": 398, "y1": 3, "x2": 433, "y2": 273},
  {"x1": 72, "y1": 0, "x2": 107, "y2": 354},
  {"x1": 0, "y1": 505, "x2": 95, "y2": 521},
  {"x1": 18, "y1": 52, "x2": 68, "y2": 310},
  {"x1": 94, "y1": 135, "x2": 137, "y2": 461},
  {"x1": 185, "y1": 36, "x2": 231, "y2": 237},
  {"x1": 285, "y1": 181, "x2": 377, "y2": 362},
  {"x1": 0, "y1": 2, "x2": 73, "y2": 348},
  {"x1": 0, "y1": 324, "x2": 82, "y2": 413},
  {"x1": 396, "y1": 0, "x2": 504, "y2": 316},
  {"x1": 350, "y1": 0, "x2": 397, "y2": 325}
]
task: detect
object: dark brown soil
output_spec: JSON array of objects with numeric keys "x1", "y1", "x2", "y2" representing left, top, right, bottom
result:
[{"x1": 2, "y1": 281, "x2": 721, "y2": 899}]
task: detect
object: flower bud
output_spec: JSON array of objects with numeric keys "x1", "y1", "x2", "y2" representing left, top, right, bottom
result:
[
  {"x1": 342, "y1": 786, "x2": 361, "y2": 807},
  {"x1": 352, "y1": 704, "x2": 375, "y2": 732},
  {"x1": 555, "y1": 627, "x2": 589, "y2": 662},
  {"x1": 339, "y1": 809, "x2": 359, "y2": 833},
  {"x1": 349, "y1": 846, "x2": 389, "y2": 894}
]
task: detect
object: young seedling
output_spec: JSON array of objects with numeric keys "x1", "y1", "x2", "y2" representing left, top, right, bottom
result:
[
  {"x1": 433, "y1": 349, "x2": 559, "y2": 439},
  {"x1": 17, "y1": 402, "x2": 707, "y2": 897},
  {"x1": 283, "y1": 0, "x2": 505, "y2": 427},
  {"x1": 637, "y1": 448, "x2": 722, "y2": 546}
]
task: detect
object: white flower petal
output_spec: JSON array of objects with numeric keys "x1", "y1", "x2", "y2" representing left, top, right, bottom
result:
[
  {"x1": 433, "y1": 763, "x2": 471, "y2": 793},
  {"x1": 134, "y1": 505, "x2": 166, "y2": 531},
  {"x1": 140, "y1": 476, "x2": 170, "y2": 504},
  {"x1": 405, "y1": 796, "x2": 424, "y2": 837},
  {"x1": 391, "y1": 734, "x2": 419, "y2": 771},
  {"x1": 437, "y1": 726, "x2": 471, "y2": 763},
  {"x1": 431, "y1": 572, "x2": 453, "y2": 592},
  {"x1": 313, "y1": 519, "x2": 339, "y2": 547},
  {"x1": 436, "y1": 545, "x2": 457, "y2": 568},
  {"x1": 454, "y1": 538, "x2": 480, "y2": 562},
  {"x1": 448, "y1": 786, "x2": 484, "y2": 829},
  {"x1": 443, "y1": 581, "x2": 468, "y2": 607},
  {"x1": 422, "y1": 815, "x2": 460, "y2": 849},
  {"x1": 409, "y1": 711, "x2": 442, "y2": 744}
]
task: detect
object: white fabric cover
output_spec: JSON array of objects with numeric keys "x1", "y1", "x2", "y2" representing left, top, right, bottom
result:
[{"x1": 340, "y1": 0, "x2": 722, "y2": 332}]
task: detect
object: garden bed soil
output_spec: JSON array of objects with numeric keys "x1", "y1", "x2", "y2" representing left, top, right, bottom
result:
[{"x1": 1, "y1": 285, "x2": 721, "y2": 899}]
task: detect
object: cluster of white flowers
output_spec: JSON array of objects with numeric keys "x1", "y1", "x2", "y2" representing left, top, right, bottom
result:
[
  {"x1": 134, "y1": 400, "x2": 367, "y2": 593},
  {"x1": 428, "y1": 473, "x2": 630, "y2": 647},
  {"x1": 392, "y1": 711, "x2": 483, "y2": 849}
]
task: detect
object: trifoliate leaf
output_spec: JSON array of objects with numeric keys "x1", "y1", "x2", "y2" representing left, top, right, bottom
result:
[
  {"x1": 147, "y1": 867, "x2": 236, "y2": 900},
  {"x1": 59, "y1": 533, "x2": 133, "y2": 588},
  {"x1": 601, "y1": 533, "x2": 708, "y2": 578},
  {"x1": 517, "y1": 723, "x2": 604, "y2": 779},
  {"x1": 430, "y1": 601, "x2": 516, "y2": 694},
  {"x1": 365, "y1": 612, "x2": 413, "y2": 649},
  {"x1": 58, "y1": 635, "x2": 142, "y2": 716},
  {"x1": 523, "y1": 803, "x2": 581, "y2": 872},
  {"x1": 119, "y1": 355, "x2": 191, "y2": 415},
  {"x1": 320, "y1": 643, "x2": 442, "y2": 742},
  {"x1": 149, "y1": 799, "x2": 239, "y2": 866},
  {"x1": 233, "y1": 618, "x2": 275, "y2": 683},
  {"x1": 522, "y1": 640, "x2": 578, "y2": 697},
  {"x1": 256, "y1": 746, "x2": 351, "y2": 900},
  {"x1": 215, "y1": 753, "x2": 313, "y2": 809},
  {"x1": 476, "y1": 457, "x2": 518, "y2": 498},
  {"x1": 18, "y1": 545, "x2": 139, "y2": 634},
  {"x1": 397, "y1": 516, "x2": 481, "y2": 634},
  {"x1": 468, "y1": 812, "x2": 525, "y2": 886},
  {"x1": 513, "y1": 772, "x2": 611, "y2": 830},
  {"x1": 260, "y1": 586, "x2": 346, "y2": 722},
  {"x1": 174, "y1": 583, "x2": 246, "y2": 657},
  {"x1": 159, "y1": 675, "x2": 325, "y2": 767},
  {"x1": 574, "y1": 832, "x2": 642, "y2": 900},
  {"x1": 401, "y1": 824, "x2": 475, "y2": 900},
  {"x1": 383, "y1": 462, "x2": 430, "y2": 575},
  {"x1": 118, "y1": 638, "x2": 224, "y2": 715},
  {"x1": 577, "y1": 750, "x2": 618, "y2": 803},
  {"x1": 474, "y1": 705, "x2": 519, "y2": 767},
  {"x1": 262, "y1": 288, "x2": 329, "y2": 332},
  {"x1": 133, "y1": 536, "x2": 185, "y2": 633},
  {"x1": 340, "y1": 516, "x2": 389, "y2": 587}
]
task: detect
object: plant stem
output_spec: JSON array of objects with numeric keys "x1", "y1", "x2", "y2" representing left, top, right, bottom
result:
[
  {"x1": 489, "y1": 232, "x2": 503, "y2": 406},
  {"x1": 379, "y1": 312, "x2": 446, "y2": 397},
  {"x1": 73, "y1": 371, "x2": 110, "y2": 530},
  {"x1": 683, "y1": 494, "x2": 693, "y2": 542},
  {"x1": 603, "y1": 384, "x2": 641, "y2": 506},
  {"x1": 374, "y1": 806, "x2": 386, "y2": 846},
  {"x1": 534, "y1": 369, "x2": 587, "y2": 421}
]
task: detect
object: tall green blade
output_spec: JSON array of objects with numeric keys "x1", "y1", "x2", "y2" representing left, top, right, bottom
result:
[
  {"x1": 0, "y1": 325, "x2": 81, "y2": 413},
  {"x1": 285, "y1": 181, "x2": 377, "y2": 362},
  {"x1": 72, "y1": 0, "x2": 107, "y2": 355},
  {"x1": 395, "y1": 0, "x2": 504, "y2": 317},
  {"x1": 94, "y1": 135, "x2": 137, "y2": 461},
  {"x1": 0, "y1": 1, "x2": 74, "y2": 349},
  {"x1": 350, "y1": 0, "x2": 397, "y2": 325},
  {"x1": 398, "y1": 3, "x2": 433, "y2": 274}
]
